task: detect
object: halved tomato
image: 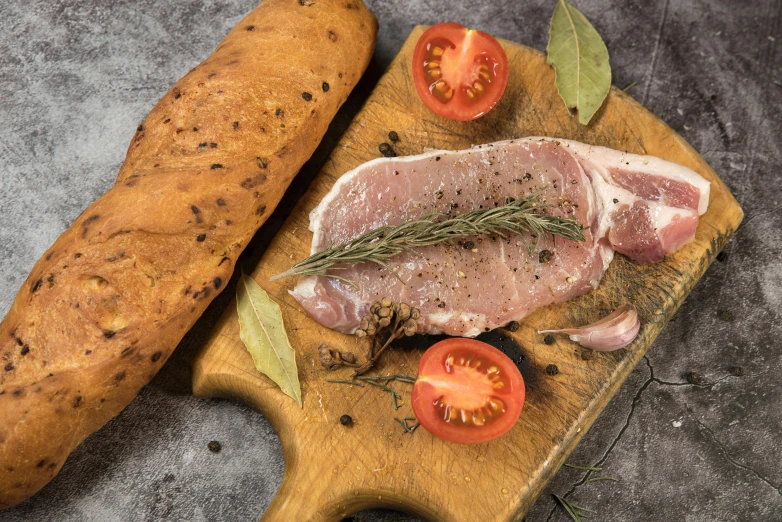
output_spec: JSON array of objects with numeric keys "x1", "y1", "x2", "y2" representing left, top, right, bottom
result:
[
  {"x1": 412, "y1": 22, "x2": 509, "y2": 121},
  {"x1": 411, "y1": 338, "x2": 525, "y2": 444}
]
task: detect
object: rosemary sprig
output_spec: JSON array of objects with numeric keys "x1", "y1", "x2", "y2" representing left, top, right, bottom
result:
[
  {"x1": 271, "y1": 193, "x2": 585, "y2": 282},
  {"x1": 584, "y1": 476, "x2": 619, "y2": 483},
  {"x1": 325, "y1": 378, "x2": 365, "y2": 387},
  {"x1": 356, "y1": 374, "x2": 416, "y2": 384},
  {"x1": 553, "y1": 495, "x2": 596, "y2": 522},
  {"x1": 564, "y1": 463, "x2": 603, "y2": 471},
  {"x1": 395, "y1": 417, "x2": 420, "y2": 434},
  {"x1": 364, "y1": 379, "x2": 402, "y2": 409}
]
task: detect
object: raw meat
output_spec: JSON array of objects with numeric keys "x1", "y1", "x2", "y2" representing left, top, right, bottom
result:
[{"x1": 290, "y1": 138, "x2": 710, "y2": 337}]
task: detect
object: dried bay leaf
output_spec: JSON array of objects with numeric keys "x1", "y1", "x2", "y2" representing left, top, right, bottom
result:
[
  {"x1": 237, "y1": 273, "x2": 302, "y2": 407},
  {"x1": 547, "y1": 0, "x2": 611, "y2": 125}
]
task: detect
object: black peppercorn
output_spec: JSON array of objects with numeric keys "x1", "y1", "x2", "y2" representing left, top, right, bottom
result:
[
  {"x1": 730, "y1": 366, "x2": 744, "y2": 377},
  {"x1": 539, "y1": 249, "x2": 553, "y2": 263},
  {"x1": 322, "y1": 82, "x2": 330, "y2": 92},
  {"x1": 716, "y1": 251, "x2": 728, "y2": 262},
  {"x1": 719, "y1": 310, "x2": 733, "y2": 322},
  {"x1": 207, "y1": 441, "x2": 222, "y2": 453},
  {"x1": 378, "y1": 142, "x2": 396, "y2": 157},
  {"x1": 544, "y1": 334, "x2": 555, "y2": 345},
  {"x1": 302, "y1": 92, "x2": 313, "y2": 101},
  {"x1": 388, "y1": 130, "x2": 399, "y2": 142},
  {"x1": 546, "y1": 364, "x2": 559, "y2": 376},
  {"x1": 463, "y1": 241, "x2": 475, "y2": 250},
  {"x1": 340, "y1": 414, "x2": 353, "y2": 426},
  {"x1": 506, "y1": 321, "x2": 520, "y2": 332}
]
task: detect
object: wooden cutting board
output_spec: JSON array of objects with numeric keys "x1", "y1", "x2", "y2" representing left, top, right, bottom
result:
[{"x1": 191, "y1": 27, "x2": 743, "y2": 522}]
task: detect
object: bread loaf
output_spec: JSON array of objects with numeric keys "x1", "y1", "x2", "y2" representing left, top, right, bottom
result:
[{"x1": 0, "y1": 0, "x2": 377, "y2": 508}]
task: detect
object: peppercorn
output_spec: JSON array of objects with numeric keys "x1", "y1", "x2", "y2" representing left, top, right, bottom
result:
[
  {"x1": 463, "y1": 241, "x2": 475, "y2": 250},
  {"x1": 506, "y1": 321, "x2": 520, "y2": 332},
  {"x1": 719, "y1": 310, "x2": 733, "y2": 322},
  {"x1": 544, "y1": 334, "x2": 555, "y2": 345},
  {"x1": 388, "y1": 130, "x2": 399, "y2": 142},
  {"x1": 322, "y1": 82, "x2": 330, "y2": 92},
  {"x1": 716, "y1": 251, "x2": 728, "y2": 262},
  {"x1": 302, "y1": 92, "x2": 313, "y2": 101},
  {"x1": 378, "y1": 142, "x2": 396, "y2": 157},
  {"x1": 207, "y1": 441, "x2": 222, "y2": 453},
  {"x1": 340, "y1": 414, "x2": 353, "y2": 426},
  {"x1": 546, "y1": 364, "x2": 559, "y2": 376},
  {"x1": 539, "y1": 249, "x2": 553, "y2": 263},
  {"x1": 730, "y1": 366, "x2": 744, "y2": 377}
]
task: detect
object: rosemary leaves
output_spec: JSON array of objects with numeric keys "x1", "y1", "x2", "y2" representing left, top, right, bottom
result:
[{"x1": 271, "y1": 193, "x2": 585, "y2": 283}]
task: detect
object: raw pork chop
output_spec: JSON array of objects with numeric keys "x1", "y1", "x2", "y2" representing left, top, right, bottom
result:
[{"x1": 290, "y1": 138, "x2": 710, "y2": 337}]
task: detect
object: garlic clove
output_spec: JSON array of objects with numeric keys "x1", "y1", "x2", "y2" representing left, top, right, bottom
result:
[{"x1": 538, "y1": 304, "x2": 640, "y2": 351}]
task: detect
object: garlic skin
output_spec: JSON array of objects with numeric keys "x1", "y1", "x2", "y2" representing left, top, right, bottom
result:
[{"x1": 538, "y1": 304, "x2": 640, "y2": 351}]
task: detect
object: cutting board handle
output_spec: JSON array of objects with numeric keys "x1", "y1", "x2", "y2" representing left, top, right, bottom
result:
[
  {"x1": 260, "y1": 470, "x2": 340, "y2": 522},
  {"x1": 192, "y1": 341, "x2": 439, "y2": 522}
]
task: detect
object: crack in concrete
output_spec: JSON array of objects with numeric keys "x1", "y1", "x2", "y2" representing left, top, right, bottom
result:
[
  {"x1": 684, "y1": 404, "x2": 782, "y2": 498},
  {"x1": 735, "y1": 202, "x2": 782, "y2": 235},
  {"x1": 543, "y1": 357, "x2": 737, "y2": 521},
  {"x1": 641, "y1": 0, "x2": 671, "y2": 105},
  {"x1": 544, "y1": 358, "x2": 655, "y2": 522},
  {"x1": 646, "y1": 356, "x2": 733, "y2": 388}
]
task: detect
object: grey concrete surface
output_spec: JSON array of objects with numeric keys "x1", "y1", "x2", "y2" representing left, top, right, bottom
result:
[{"x1": 0, "y1": 0, "x2": 780, "y2": 520}]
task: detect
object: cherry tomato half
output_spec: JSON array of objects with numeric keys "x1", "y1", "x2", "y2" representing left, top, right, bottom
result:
[
  {"x1": 411, "y1": 338, "x2": 525, "y2": 444},
  {"x1": 412, "y1": 22, "x2": 509, "y2": 121}
]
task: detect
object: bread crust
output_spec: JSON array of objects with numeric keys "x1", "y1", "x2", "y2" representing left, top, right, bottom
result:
[{"x1": 0, "y1": 0, "x2": 376, "y2": 508}]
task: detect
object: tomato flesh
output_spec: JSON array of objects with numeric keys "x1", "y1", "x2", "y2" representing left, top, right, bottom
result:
[
  {"x1": 412, "y1": 339, "x2": 525, "y2": 444},
  {"x1": 413, "y1": 23, "x2": 509, "y2": 121}
]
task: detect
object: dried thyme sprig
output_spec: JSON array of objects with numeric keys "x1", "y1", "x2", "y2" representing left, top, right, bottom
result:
[
  {"x1": 318, "y1": 343, "x2": 360, "y2": 370},
  {"x1": 270, "y1": 193, "x2": 585, "y2": 283},
  {"x1": 353, "y1": 297, "x2": 419, "y2": 375}
]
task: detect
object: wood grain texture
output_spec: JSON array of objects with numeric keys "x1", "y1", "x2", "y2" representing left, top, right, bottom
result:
[{"x1": 191, "y1": 27, "x2": 743, "y2": 522}]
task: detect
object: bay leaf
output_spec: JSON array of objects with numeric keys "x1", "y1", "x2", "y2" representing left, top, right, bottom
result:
[
  {"x1": 236, "y1": 273, "x2": 302, "y2": 407},
  {"x1": 547, "y1": 0, "x2": 611, "y2": 125}
]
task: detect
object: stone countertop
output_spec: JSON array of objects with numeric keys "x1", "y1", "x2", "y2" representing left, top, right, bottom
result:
[{"x1": 0, "y1": 0, "x2": 779, "y2": 521}]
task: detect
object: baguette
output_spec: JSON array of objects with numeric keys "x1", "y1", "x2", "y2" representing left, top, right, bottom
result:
[{"x1": 0, "y1": 0, "x2": 377, "y2": 508}]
